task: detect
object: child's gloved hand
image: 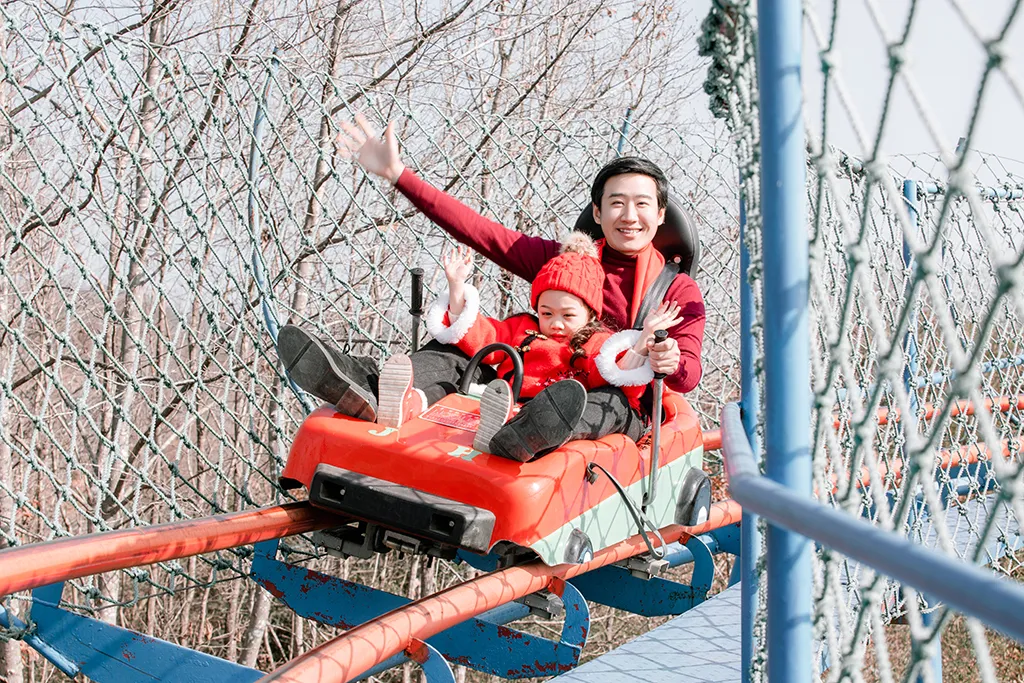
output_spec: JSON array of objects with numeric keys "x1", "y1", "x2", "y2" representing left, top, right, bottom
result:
[
  {"x1": 638, "y1": 302, "x2": 683, "y2": 355},
  {"x1": 443, "y1": 245, "x2": 474, "y2": 286}
]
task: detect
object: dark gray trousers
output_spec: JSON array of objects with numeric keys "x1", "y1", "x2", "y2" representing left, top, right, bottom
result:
[{"x1": 339, "y1": 339, "x2": 645, "y2": 443}]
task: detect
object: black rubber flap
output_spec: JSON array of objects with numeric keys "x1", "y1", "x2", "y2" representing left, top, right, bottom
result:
[{"x1": 309, "y1": 463, "x2": 496, "y2": 554}]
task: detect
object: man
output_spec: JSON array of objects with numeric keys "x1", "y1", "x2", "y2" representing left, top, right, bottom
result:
[{"x1": 278, "y1": 115, "x2": 705, "y2": 461}]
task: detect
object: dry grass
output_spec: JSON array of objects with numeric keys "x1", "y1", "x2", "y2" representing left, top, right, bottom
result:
[{"x1": 860, "y1": 616, "x2": 1024, "y2": 682}]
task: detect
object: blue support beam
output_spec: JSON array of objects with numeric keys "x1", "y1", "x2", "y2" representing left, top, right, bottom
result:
[
  {"x1": 0, "y1": 602, "x2": 80, "y2": 678},
  {"x1": 756, "y1": 0, "x2": 812, "y2": 679},
  {"x1": 251, "y1": 541, "x2": 585, "y2": 679},
  {"x1": 738, "y1": 175, "x2": 762, "y2": 682},
  {"x1": 27, "y1": 583, "x2": 262, "y2": 683},
  {"x1": 360, "y1": 639, "x2": 455, "y2": 683},
  {"x1": 569, "y1": 535, "x2": 717, "y2": 617}
]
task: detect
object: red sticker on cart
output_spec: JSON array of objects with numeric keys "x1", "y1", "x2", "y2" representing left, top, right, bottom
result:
[{"x1": 419, "y1": 404, "x2": 480, "y2": 431}]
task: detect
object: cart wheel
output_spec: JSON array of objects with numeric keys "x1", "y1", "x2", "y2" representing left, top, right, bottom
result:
[
  {"x1": 563, "y1": 528, "x2": 594, "y2": 564},
  {"x1": 674, "y1": 467, "x2": 711, "y2": 527}
]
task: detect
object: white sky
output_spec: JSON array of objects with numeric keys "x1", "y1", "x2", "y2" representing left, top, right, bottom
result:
[{"x1": 687, "y1": 0, "x2": 1024, "y2": 185}]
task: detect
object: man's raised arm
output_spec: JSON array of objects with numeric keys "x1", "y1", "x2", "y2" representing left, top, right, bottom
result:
[
  {"x1": 394, "y1": 170, "x2": 558, "y2": 280},
  {"x1": 338, "y1": 115, "x2": 558, "y2": 280}
]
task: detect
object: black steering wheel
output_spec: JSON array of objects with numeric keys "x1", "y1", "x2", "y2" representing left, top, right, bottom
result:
[{"x1": 459, "y1": 343, "x2": 524, "y2": 403}]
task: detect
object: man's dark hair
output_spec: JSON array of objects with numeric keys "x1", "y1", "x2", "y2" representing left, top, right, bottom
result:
[{"x1": 590, "y1": 157, "x2": 669, "y2": 209}]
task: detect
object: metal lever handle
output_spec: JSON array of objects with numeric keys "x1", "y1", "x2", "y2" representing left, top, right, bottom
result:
[{"x1": 643, "y1": 329, "x2": 669, "y2": 512}]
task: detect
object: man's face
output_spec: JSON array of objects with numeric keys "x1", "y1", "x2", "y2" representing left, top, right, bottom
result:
[{"x1": 592, "y1": 173, "x2": 665, "y2": 257}]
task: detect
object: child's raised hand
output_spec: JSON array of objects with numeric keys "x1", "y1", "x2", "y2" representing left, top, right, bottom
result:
[
  {"x1": 641, "y1": 301, "x2": 683, "y2": 340},
  {"x1": 442, "y1": 245, "x2": 474, "y2": 285}
]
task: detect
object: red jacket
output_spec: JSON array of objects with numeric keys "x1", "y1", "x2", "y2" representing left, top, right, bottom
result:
[
  {"x1": 425, "y1": 285, "x2": 652, "y2": 409},
  {"x1": 397, "y1": 169, "x2": 705, "y2": 393}
]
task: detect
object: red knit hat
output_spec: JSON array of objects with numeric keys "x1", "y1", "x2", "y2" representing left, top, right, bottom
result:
[{"x1": 530, "y1": 232, "x2": 604, "y2": 317}]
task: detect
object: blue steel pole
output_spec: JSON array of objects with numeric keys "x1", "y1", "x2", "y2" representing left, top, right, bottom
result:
[
  {"x1": 739, "y1": 184, "x2": 762, "y2": 681},
  {"x1": 903, "y1": 179, "x2": 943, "y2": 682},
  {"x1": 902, "y1": 180, "x2": 920, "y2": 419},
  {"x1": 615, "y1": 107, "x2": 633, "y2": 157},
  {"x1": 756, "y1": 0, "x2": 812, "y2": 680}
]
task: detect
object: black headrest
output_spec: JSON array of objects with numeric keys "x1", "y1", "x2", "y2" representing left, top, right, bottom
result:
[{"x1": 572, "y1": 197, "x2": 700, "y2": 277}]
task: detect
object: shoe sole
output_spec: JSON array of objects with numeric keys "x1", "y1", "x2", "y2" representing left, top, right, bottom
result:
[
  {"x1": 278, "y1": 325, "x2": 377, "y2": 421},
  {"x1": 490, "y1": 380, "x2": 587, "y2": 462},
  {"x1": 474, "y1": 380, "x2": 513, "y2": 453},
  {"x1": 378, "y1": 355, "x2": 414, "y2": 428}
]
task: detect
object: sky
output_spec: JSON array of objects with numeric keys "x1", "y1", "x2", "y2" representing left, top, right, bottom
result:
[{"x1": 688, "y1": 0, "x2": 1024, "y2": 185}]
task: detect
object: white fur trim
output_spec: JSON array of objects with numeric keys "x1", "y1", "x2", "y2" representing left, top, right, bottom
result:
[
  {"x1": 595, "y1": 329, "x2": 654, "y2": 387},
  {"x1": 425, "y1": 283, "x2": 479, "y2": 344}
]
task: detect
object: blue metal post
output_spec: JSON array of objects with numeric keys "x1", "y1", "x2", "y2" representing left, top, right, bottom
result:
[
  {"x1": 756, "y1": 0, "x2": 812, "y2": 679},
  {"x1": 738, "y1": 185, "x2": 762, "y2": 681},
  {"x1": 902, "y1": 179, "x2": 920, "y2": 419},
  {"x1": 615, "y1": 107, "x2": 633, "y2": 157},
  {"x1": 918, "y1": 607, "x2": 943, "y2": 681},
  {"x1": 903, "y1": 178, "x2": 943, "y2": 683}
]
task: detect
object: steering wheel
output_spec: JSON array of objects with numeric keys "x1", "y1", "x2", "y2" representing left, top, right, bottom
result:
[{"x1": 459, "y1": 343, "x2": 524, "y2": 403}]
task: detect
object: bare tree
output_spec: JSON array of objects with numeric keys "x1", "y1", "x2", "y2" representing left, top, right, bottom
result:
[{"x1": 0, "y1": 1, "x2": 739, "y2": 678}]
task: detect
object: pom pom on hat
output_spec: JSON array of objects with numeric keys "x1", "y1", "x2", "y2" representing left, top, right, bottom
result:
[
  {"x1": 560, "y1": 231, "x2": 599, "y2": 258},
  {"x1": 531, "y1": 232, "x2": 604, "y2": 316}
]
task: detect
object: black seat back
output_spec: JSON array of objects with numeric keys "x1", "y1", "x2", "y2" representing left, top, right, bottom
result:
[{"x1": 572, "y1": 197, "x2": 700, "y2": 277}]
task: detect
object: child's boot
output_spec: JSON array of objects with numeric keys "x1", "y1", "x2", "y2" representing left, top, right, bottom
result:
[
  {"x1": 378, "y1": 354, "x2": 427, "y2": 428},
  {"x1": 474, "y1": 379, "x2": 515, "y2": 453},
  {"x1": 488, "y1": 379, "x2": 587, "y2": 462}
]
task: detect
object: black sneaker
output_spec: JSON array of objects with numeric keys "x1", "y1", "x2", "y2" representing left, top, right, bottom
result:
[
  {"x1": 277, "y1": 325, "x2": 377, "y2": 421},
  {"x1": 488, "y1": 380, "x2": 587, "y2": 462}
]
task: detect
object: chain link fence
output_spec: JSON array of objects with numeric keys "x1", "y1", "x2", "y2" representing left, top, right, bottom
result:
[
  {"x1": 0, "y1": 2, "x2": 740, "y2": 670},
  {"x1": 704, "y1": 0, "x2": 1024, "y2": 680}
]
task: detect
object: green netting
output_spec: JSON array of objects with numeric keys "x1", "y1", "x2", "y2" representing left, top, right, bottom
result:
[
  {"x1": 0, "y1": 0, "x2": 741, "y2": 669},
  {"x1": 705, "y1": 0, "x2": 1024, "y2": 680}
]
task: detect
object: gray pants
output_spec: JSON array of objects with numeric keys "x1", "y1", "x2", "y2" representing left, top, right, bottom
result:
[
  {"x1": 413, "y1": 340, "x2": 645, "y2": 443},
  {"x1": 340, "y1": 339, "x2": 645, "y2": 443}
]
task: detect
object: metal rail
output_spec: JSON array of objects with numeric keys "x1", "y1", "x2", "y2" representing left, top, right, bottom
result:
[
  {"x1": 872, "y1": 394, "x2": 1024, "y2": 427},
  {"x1": 0, "y1": 502, "x2": 339, "y2": 598},
  {"x1": 0, "y1": 431, "x2": 724, "y2": 600},
  {"x1": 257, "y1": 500, "x2": 742, "y2": 683},
  {"x1": 720, "y1": 402, "x2": 1024, "y2": 643}
]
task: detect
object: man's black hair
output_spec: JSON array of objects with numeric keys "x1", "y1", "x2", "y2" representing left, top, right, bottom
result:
[{"x1": 590, "y1": 157, "x2": 669, "y2": 209}]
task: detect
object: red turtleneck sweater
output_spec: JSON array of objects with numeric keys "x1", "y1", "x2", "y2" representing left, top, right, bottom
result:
[{"x1": 395, "y1": 169, "x2": 705, "y2": 393}]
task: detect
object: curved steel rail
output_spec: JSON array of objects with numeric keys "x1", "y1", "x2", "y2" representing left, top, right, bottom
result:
[
  {"x1": 873, "y1": 394, "x2": 1024, "y2": 427},
  {"x1": 258, "y1": 499, "x2": 742, "y2": 683},
  {"x1": 0, "y1": 428, "x2": 726, "y2": 599},
  {"x1": 0, "y1": 502, "x2": 339, "y2": 598}
]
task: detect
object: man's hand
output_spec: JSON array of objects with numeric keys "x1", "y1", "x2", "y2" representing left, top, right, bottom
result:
[
  {"x1": 647, "y1": 335, "x2": 681, "y2": 376},
  {"x1": 336, "y1": 114, "x2": 405, "y2": 184}
]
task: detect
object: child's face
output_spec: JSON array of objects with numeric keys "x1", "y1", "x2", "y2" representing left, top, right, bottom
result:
[{"x1": 536, "y1": 290, "x2": 592, "y2": 339}]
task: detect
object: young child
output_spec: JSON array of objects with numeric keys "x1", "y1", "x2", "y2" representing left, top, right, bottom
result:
[{"x1": 411, "y1": 232, "x2": 682, "y2": 461}]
